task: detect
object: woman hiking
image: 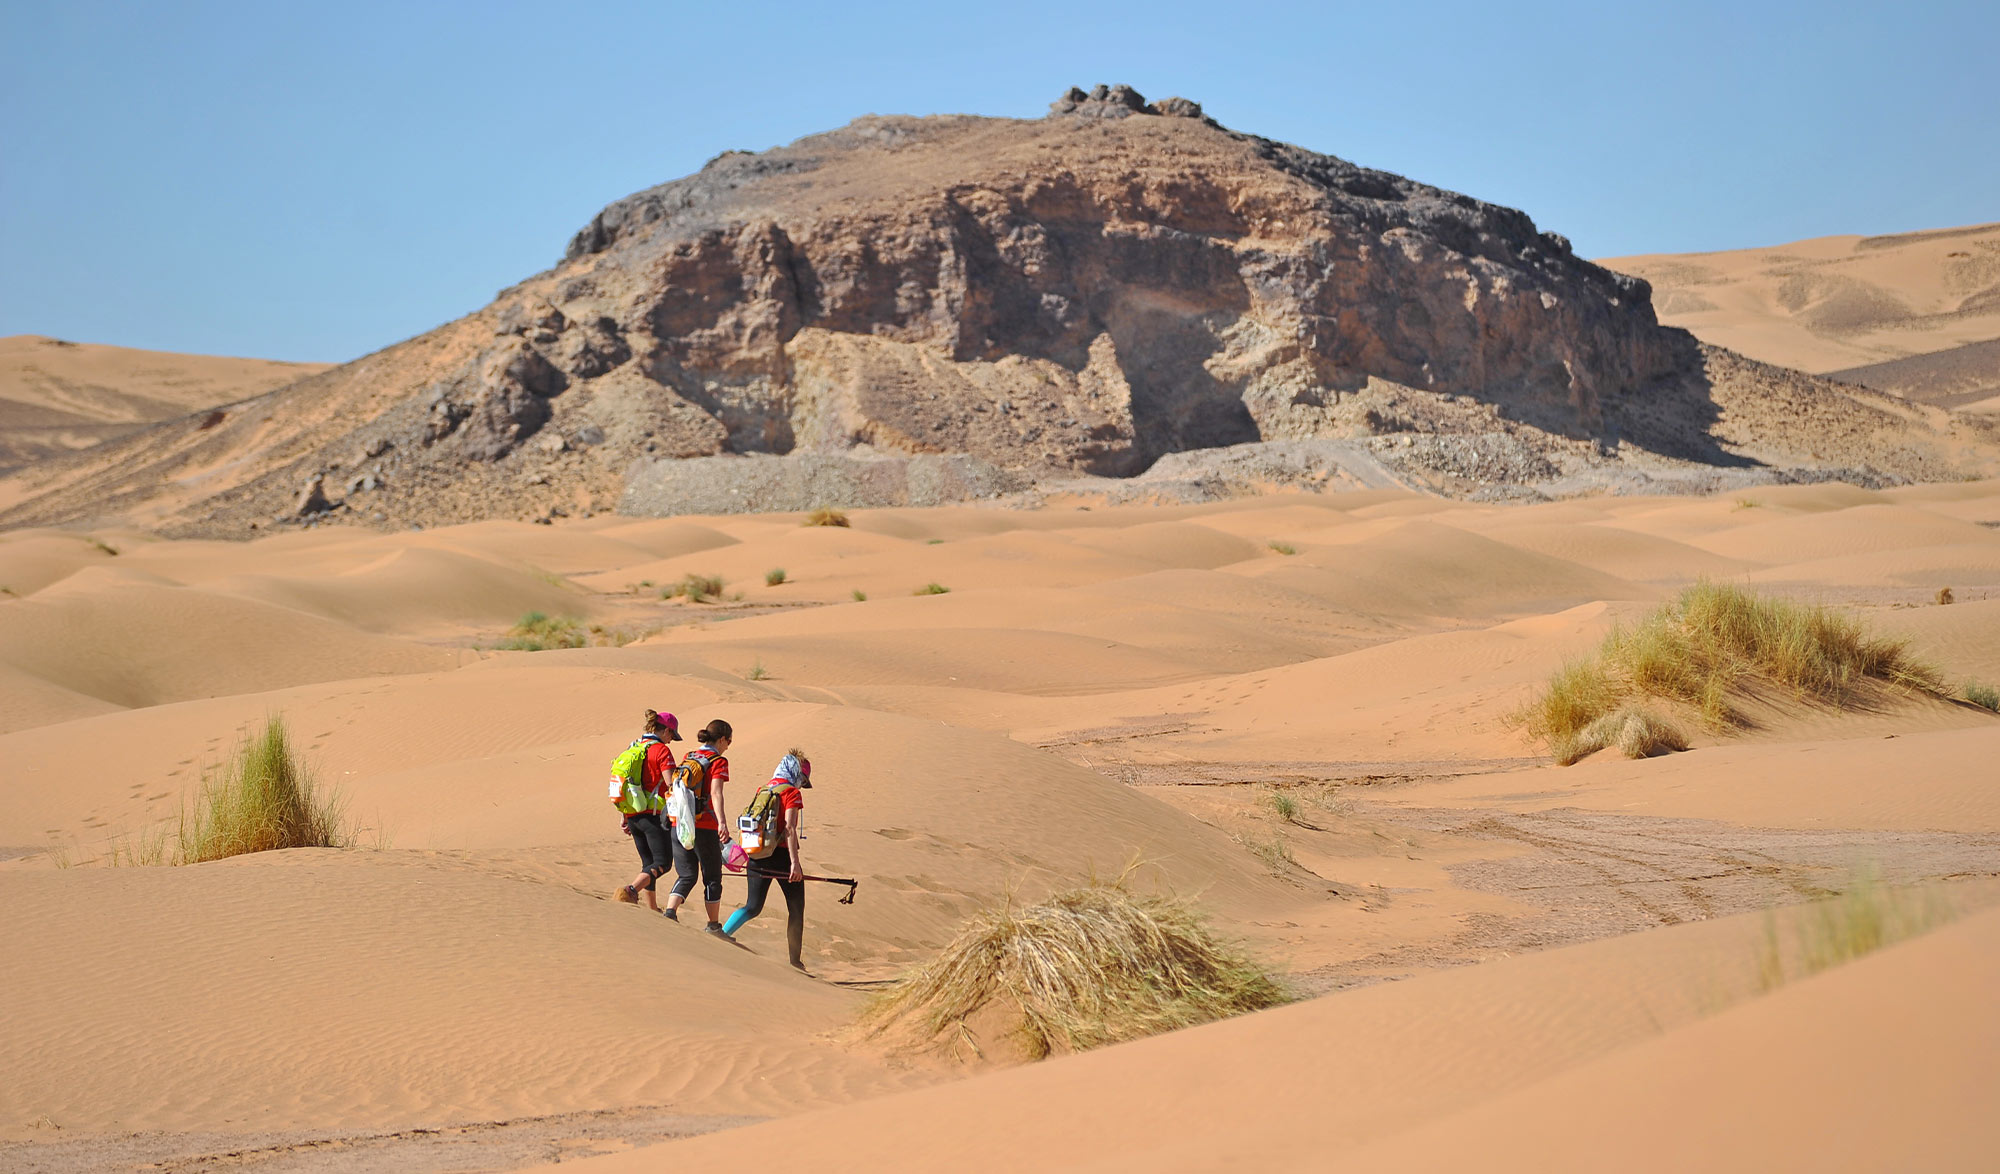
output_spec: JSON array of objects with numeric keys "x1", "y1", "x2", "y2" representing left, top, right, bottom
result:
[
  {"x1": 611, "y1": 709, "x2": 680, "y2": 912},
  {"x1": 722, "y1": 750, "x2": 813, "y2": 970},
  {"x1": 664, "y1": 718, "x2": 732, "y2": 933}
]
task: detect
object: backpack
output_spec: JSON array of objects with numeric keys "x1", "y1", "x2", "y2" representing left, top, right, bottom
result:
[
  {"x1": 667, "y1": 751, "x2": 713, "y2": 848},
  {"x1": 607, "y1": 736, "x2": 662, "y2": 816},
  {"x1": 737, "y1": 782, "x2": 795, "y2": 860}
]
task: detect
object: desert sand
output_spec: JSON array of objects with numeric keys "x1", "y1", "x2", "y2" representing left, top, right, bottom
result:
[
  {"x1": 5, "y1": 481, "x2": 2000, "y2": 1170},
  {"x1": 0, "y1": 334, "x2": 327, "y2": 470},
  {"x1": 1602, "y1": 223, "x2": 2000, "y2": 412}
]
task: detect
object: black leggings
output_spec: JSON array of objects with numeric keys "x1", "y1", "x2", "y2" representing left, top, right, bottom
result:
[
  {"x1": 670, "y1": 825, "x2": 725, "y2": 903},
  {"x1": 628, "y1": 813, "x2": 670, "y2": 882},
  {"x1": 734, "y1": 845, "x2": 805, "y2": 936}
]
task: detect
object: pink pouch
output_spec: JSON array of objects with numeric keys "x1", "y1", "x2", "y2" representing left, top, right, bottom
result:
[{"x1": 722, "y1": 841, "x2": 748, "y2": 873}]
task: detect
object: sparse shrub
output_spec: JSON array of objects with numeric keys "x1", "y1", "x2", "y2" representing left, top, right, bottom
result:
[
  {"x1": 765, "y1": 567, "x2": 788, "y2": 587},
  {"x1": 1241, "y1": 831, "x2": 1296, "y2": 874},
  {"x1": 1754, "y1": 869, "x2": 1955, "y2": 993},
  {"x1": 747, "y1": 659, "x2": 769, "y2": 681},
  {"x1": 851, "y1": 589, "x2": 868, "y2": 602},
  {"x1": 178, "y1": 717, "x2": 348, "y2": 863},
  {"x1": 915, "y1": 582, "x2": 951, "y2": 596},
  {"x1": 497, "y1": 611, "x2": 586, "y2": 650},
  {"x1": 666, "y1": 573, "x2": 725, "y2": 603},
  {"x1": 1266, "y1": 791, "x2": 1301, "y2": 824},
  {"x1": 588, "y1": 624, "x2": 641, "y2": 648},
  {"x1": 1268, "y1": 541, "x2": 1297, "y2": 556},
  {"x1": 1964, "y1": 681, "x2": 2000, "y2": 713},
  {"x1": 1515, "y1": 582, "x2": 1945, "y2": 763},
  {"x1": 1555, "y1": 704, "x2": 1690, "y2": 765},
  {"x1": 1732, "y1": 498, "x2": 1761, "y2": 511},
  {"x1": 860, "y1": 882, "x2": 1287, "y2": 1060},
  {"x1": 805, "y1": 507, "x2": 850, "y2": 528},
  {"x1": 1936, "y1": 586, "x2": 1955, "y2": 605}
]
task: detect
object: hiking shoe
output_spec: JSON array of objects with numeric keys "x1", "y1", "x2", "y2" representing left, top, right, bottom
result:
[
  {"x1": 662, "y1": 907, "x2": 678, "y2": 921},
  {"x1": 705, "y1": 922, "x2": 732, "y2": 939},
  {"x1": 615, "y1": 885, "x2": 638, "y2": 904}
]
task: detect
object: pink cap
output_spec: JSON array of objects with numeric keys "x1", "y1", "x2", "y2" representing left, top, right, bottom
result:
[{"x1": 659, "y1": 711, "x2": 681, "y2": 740}]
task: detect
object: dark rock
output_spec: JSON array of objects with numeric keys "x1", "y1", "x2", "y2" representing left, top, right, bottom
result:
[{"x1": 1148, "y1": 96, "x2": 1204, "y2": 119}]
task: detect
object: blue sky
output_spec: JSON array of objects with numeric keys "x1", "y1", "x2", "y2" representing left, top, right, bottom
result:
[{"x1": 2, "y1": 0, "x2": 1994, "y2": 362}]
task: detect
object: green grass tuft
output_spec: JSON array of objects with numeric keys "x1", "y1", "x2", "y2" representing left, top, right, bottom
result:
[
  {"x1": 851, "y1": 588, "x2": 868, "y2": 602},
  {"x1": 860, "y1": 882, "x2": 1288, "y2": 1061},
  {"x1": 1964, "y1": 681, "x2": 2000, "y2": 713},
  {"x1": 765, "y1": 567, "x2": 787, "y2": 587},
  {"x1": 1266, "y1": 791, "x2": 1301, "y2": 824},
  {"x1": 1516, "y1": 582, "x2": 1944, "y2": 763},
  {"x1": 747, "y1": 659, "x2": 770, "y2": 681},
  {"x1": 1267, "y1": 541, "x2": 1297, "y2": 555},
  {"x1": 496, "y1": 611, "x2": 586, "y2": 651},
  {"x1": 178, "y1": 717, "x2": 349, "y2": 863},
  {"x1": 914, "y1": 582, "x2": 951, "y2": 596}
]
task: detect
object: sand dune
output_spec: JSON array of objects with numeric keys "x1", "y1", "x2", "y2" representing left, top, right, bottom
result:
[
  {"x1": 6, "y1": 483, "x2": 2000, "y2": 1167},
  {"x1": 0, "y1": 335, "x2": 327, "y2": 470},
  {"x1": 524, "y1": 901, "x2": 2000, "y2": 1174},
  {"x1": 1601, "y1": 222, "x2": 2000, "y2": 374}
]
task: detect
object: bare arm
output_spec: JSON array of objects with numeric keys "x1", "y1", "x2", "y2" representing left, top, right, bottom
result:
[
  {"x1": 711, "y1": 776, "x2": 728, "y2": 841},
  {"x1": 786, "y1": 811, "x2": 804, "y2": 882}
]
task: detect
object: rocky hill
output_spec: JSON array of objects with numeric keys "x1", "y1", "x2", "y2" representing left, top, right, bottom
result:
[{"x1": 4, "y1": 87, "x2": 1994, "y2": 532}]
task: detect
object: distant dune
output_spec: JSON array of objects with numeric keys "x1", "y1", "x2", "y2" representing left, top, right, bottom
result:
[
  {"x1": 1601, "y1": 223, "x2": 2000, "y2": 397},
  {"x1": 0, "y1": 334, "x2": 327, "y2": 469}
]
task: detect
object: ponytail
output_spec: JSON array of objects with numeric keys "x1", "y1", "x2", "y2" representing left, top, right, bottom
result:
[{"x1": 698, "y1": 718, "x2": 733, "y2": 745}]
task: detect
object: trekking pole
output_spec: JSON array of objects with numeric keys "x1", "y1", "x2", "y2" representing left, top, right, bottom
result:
[{"x1": 747, "y1": 867, "x2": 860, "y2": 904}]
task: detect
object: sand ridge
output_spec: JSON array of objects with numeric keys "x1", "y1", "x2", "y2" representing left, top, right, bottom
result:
[{"x1": 5, "y1": 483, "x2": 2000, "y2": 1167}]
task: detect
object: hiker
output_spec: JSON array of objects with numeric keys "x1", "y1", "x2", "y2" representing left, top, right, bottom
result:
[
  {"x1": 664, "y1": 718, "x2": 732, "y2": 933},
  {"x1": 611, "y1": 709, "x2": 680, "y2": 912},
  {"x1": 723, "y1": 750, "x2": 812, "y2": 969}
]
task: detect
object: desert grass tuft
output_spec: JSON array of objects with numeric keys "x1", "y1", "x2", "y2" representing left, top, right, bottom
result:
[
  {"x1": 1753, "y1": 869, "x2": 1956, "y2": 993},
  {"x1": 664, "y1": 573, "x2": 725, "y2": 603},
  {"x1": 1964, "y1": 681, "x2": 2000, "y2": 713},
  {"x1": 765, "y1": 567, "x2": 788, "y2": 587},
  {"x1": 1553, "y1": 704, "x2": 1690, "y2": 766},
  {"x1": 1266, "y1": 791, "x2": 1302, "y2": 824},
  {"x1": 1516, "y1": 582, "x2": 1945, "y2": 763},
  {"x1": 860, "y1": 882, "x2": 1287, "y2": 1060},
  {"x1": 804, "y1": 506, "x2": 850, "y2": 528},
  {"x1": 851, "y1": 588, "x2": 868, "y2": 602},
  {"x1": 178, "y1": 716, "x2": 349, "y2": 863},
  {"x1": 496, "y1": 611, "x2": 586, "y2": 650},
  {"x1": 915, "y1": 582, "x2": 951, "y2": 595},
  {"x1": 747, "y1": 659, "x2": 770, "y2": 681},
  {"x1": 1267, "y1": 541, "x2": 1297, "y2": 555}
]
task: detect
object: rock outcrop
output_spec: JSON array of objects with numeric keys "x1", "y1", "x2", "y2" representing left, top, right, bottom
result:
[{"x1": 2, "y1": 87, "x2": 1993, "y2": 532}]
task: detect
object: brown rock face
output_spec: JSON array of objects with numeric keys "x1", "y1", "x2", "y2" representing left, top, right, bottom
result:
[
  {"x1": 554, "y1": 89, "x2": 1677, "y2": 475},
  {"x1": 3, "y1": 87, "x2": 1990, "y2": 532}
]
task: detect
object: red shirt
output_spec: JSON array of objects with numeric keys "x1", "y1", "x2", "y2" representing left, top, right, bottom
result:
[
  {"x1": 641, "y1": 741, "x2": 676, "y2": 801},
  {"x1": 685, "y1": 747, "x2": 730, "y2": 830}
]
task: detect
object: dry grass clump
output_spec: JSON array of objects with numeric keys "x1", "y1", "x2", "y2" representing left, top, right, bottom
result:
[
  {"x1": 1964, "y1": 681, "x2": 2000, "y2": 713},
  {"x1": 1935, "y1": 586, "x2": 1954, "y2": 605},
  {"x1": 1754, "y1": 870, "x2": 1955, "y2": 993},
  {"x1": 497, "y1": 611, "x2": 586, "y2": 650},
  {"x1": 1555, "y1": 704, "x2": 1691, "y2": 766},
  {"x1": 663, "y1": 573, "x2": 725, "y2": 603},
  {"x1": 1517, "y1": 582, "x2": 1944, "y2": 764},
  {"x1": 804, "y1": 506, "x2": 850, "y2": 527},
  {"x1": 914, "y1": 582, "x2": 951, "y2": 595},
  {"x1": 179, "y1": 717, "x2": 348, "y2": 863},
  {"x1": 765, "y1": 567, "x2": 787, "y2": 586},
  {"x1": 861, "y1": 883, "x2": 1288, "y2": 1060}
]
